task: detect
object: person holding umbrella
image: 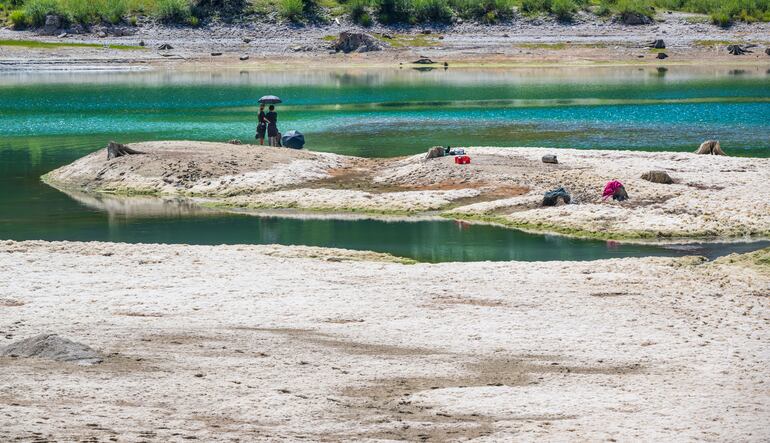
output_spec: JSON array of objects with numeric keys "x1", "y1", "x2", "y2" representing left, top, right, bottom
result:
[
  {"x1": 256, "y1": 103, "x2": 267, "y2": 146},
  {"x1": 258, "y1": 95, "x2": 282, "y2": 147}
]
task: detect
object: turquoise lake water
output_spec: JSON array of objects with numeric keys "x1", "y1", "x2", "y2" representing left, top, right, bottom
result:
[{"x1": 1, "y1": 66, "x2": 768, "y2": 261}]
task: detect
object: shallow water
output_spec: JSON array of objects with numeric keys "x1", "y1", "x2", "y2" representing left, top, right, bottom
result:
[{"x1": 1, "y1": 66, "x2": 768, "y2": 261}]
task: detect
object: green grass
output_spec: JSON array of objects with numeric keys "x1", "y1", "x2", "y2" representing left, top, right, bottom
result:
[
  {"x1": 372, "y1": 32, "x2": 440, "y2": 47},
  {"x1": 0, "y1": 38, "x2": 145, "y2": 49}
]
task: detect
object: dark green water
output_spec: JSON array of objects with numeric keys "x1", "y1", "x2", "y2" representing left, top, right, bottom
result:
[{"x1": 1, "y1": 66, "x2": 768, "y2": 261}]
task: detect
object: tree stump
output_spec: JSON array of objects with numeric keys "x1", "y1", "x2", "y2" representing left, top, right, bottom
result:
[
  {"x1": 695, "y1": 140, "x2": 726, "y2": 155},
  {"x1": 727, "y1": 45, "x2": 751, "y2": 55},
  {"x1": 107, "y1": 141, "x2": 144, "y2": 160}
]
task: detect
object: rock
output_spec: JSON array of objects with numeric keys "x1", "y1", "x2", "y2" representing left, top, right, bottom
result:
[
  {"x1": 542, "y1": 187, "x2": 571, "y2": 206},
  {"x1": 97, "y1": 30, "x2": 108, "y2": 38},
  {"x1": 765, "y1": 48, "x2": 770, "y2": 56},
  {"x1": 656, "y1": 52, "x2": 668, "y2": 59},
  {"x1": 727, "y1": 45, "x2": 752, "y2": 55},
  {"x1": 42, "y1": 15, "x2": 62, "y2": 35},
  {"x1": 443, "y1": 62, "x2": 448, "y2": 67},
  {"x1": 57, "y1": 32, "x2": 67, "y2": 38},
  {"x1": 228, "y1": 139, "x2": 242, "y2": 145},
  {"x1": 695, "y1": 140, "x2": 726, "y2": 155},
  {"x1": 620, "y1": 11, "x2": 652, "y2": 25},
  {"x1": 425, "y1": 146, "x2": 445, "y2": 160},
  {"x1": 382, "y1": 33, "x2": 394, "y2": 39},
  {"x1": 421, "y1": 29, "x2": 432, "y2": 34},
  {"x1": 648, "y1": 39, "x2": 665, "y2": 49},
  {"x1": 211, "y1": 52, "x2": 222, "y2": 56},
  {"x1": 107, "y1": 141, "x2": 144, "y2": 160},
  {"x1": 641, "y1": 170, "x2": 673, "y2": 184},
  {"x1": 139, "y1": 40, "x2": 145, "y2": 46},
  {"x1": 1, "y1": 333, "x2": 102, "y2": 365},
  {"x1": 243, "y1": 37, "x2": 252, "y2": 43},
  {"x1": 542, "y1": 154, "x2": 558, "y2": 164},
  {"x1": 333, "y1": 32, "x2": 383, "y2": 53},
  {"x1": 239, "y1": 55, "x2": 249, "y2": 60},
  {"x1": 413, "y1": 57, "x2": 434, "y2": 64},
  {"x1": 158, "y1": 43, "x2": 173, "y2": 50}
]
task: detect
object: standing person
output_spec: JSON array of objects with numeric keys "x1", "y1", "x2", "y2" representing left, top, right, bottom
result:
[
  {"x1": 256, "y1": 104, "x2": 267, "y2": 145},
  {"x1": 266, "y1": 104, "x2": 280, "y2": 147}
]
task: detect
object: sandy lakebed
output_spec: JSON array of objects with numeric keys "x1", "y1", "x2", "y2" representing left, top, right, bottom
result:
[
  {"x1": 0, "y1": 240, "x2": 768, "y2": 441},
  {"x1": 43, "y1": 141, "x2": 770, "y2": 241}
]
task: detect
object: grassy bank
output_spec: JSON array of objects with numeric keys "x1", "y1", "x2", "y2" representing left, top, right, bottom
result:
[
  {"x1": 1, "y1": 0, "x2": 768, "y2": 29},
  {"x1": 0, "y1": 38, "x2": 144, "y2": 49}
]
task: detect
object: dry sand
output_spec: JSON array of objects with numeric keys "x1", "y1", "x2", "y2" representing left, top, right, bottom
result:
[
  {"x1": 0, "y1": 240, "x2": 768, "y2": 441},
  {"x1": 44, "y1": 141, "x2": 770, "y2": 240}
]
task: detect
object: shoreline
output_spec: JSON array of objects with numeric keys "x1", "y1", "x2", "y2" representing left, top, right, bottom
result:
[
  {"x1": 2, "y1": 12, "x2": 770, "y2": 70},
  {"x1": 1, "y1": 239, "x2": 768, "y2": 441}
]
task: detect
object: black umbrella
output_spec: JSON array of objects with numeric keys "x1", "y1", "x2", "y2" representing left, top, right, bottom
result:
[
  {"x1": 281, "y1": 130, "x2": 305, "y2": 149},
  {"x1": 258, "y1": 95, "x2": 282, "y2": 104}
]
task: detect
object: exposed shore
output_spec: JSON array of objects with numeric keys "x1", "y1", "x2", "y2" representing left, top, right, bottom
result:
[
  {"x1": 44, "y1": 141, "x2": 770, "y2": 241},
  {"x1": 2, "y1": 11, "x2": 770, "y2": 69},
  {"x1": 1, "y1": 239, "x2": 768, "y2": 441}
]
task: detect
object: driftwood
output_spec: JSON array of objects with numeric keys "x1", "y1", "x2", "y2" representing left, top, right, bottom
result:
[
  {"x1": 727, "y1": 45, "x2": 752, "y2": 55},
  {"x1": 107, "y1": 141, "x2": 144, "y2": 160},
  {"x1": 641, "y1": 170, "x2": 673, "y2": 184},
  {"x1": 695, "y1": 140, "x2": 726, "y2": 155}
]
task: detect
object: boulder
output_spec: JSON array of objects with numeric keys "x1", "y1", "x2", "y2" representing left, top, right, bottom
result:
[
  {"x1": 695, "y1": 140, "x2": 726, "y2": 155},
  {"x1": 211, "y1": 52, "x2": 222, "y2": 56},
  {"x1": 333, "y1": 32, "x2": 383, "y2": 53},
  {"x1": 656, "y1": 52, "x2": 668, "y2": 59},
  {"x1": 620, "y1": 11, "x2": 652, "y2": 25},
  {"x1": 413, "y1": 57, "x2": 435, "y2": 64},
  {"x1": 425, "y1": 146, "x2": 445, "y2": 160},
  {"x1": 97, "y1": 30, "x2": 108, "y2": 38},
  {"x1": 243, "y1": 37, "x2": 252, "y2": 43},
  {"x1": 1, "y1": 333, "x2": 103, "y2": 365},
  {"x1": 543, "y1": 187, "x2": 571, "y2": 206},
  {"x1": 41, "y1": 14, "x2": 62, "y2": 35},
  {"x1": 542, "y1": 154, "x2": 558, "y2": 164},
  {"x1": 227, "y1": 139, "x2": 242, "y2": 145},
  {"x1": 641, "y1": 170, "x2": 673, "y2": 184},
  {"x1": 648, "y1": 39, "x2": 665, "y2": 49},
  {"x1": 765, "y1": 48, "x2": 770, "y2": 56},
  {"x1": 239, "y1": 55, "x2": 249, "y2": 60},
  {"x1": 158, "y1": 43, "x2": 173, "y2": 50}
]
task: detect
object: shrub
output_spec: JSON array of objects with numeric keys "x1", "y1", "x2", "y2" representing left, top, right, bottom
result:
[
  {"x1": 102, "y1": 0, "x2": 127, "y2": 23},
  {"x1": 349, "y1": 0, "x2": 373, "y2": 25},
  {"x1": 377, "y1": 0, "x2": 413, "y2": 23},
  {"x1": 8, "y1": 8, "x2": 28, "y2": 27},
  {"x1": 279, "y1": 0, "x2": 304, "y2": 21},
  {"x1": 61, "y1": 0, "x2": 99, "y2": 23},
  {"x1": 413, "y1": 0, "x2": 451, "y2": 22},
  {"x1": 155, "y1": 0, "x2": 191, "y2": 22},
  {"x1": 710, "y1": 9, "x2": 732, "y2": 26},
  {"x1": 520, "y1": 0, "x2": 549, "y2": 14},
  {"x1": 551, "y1": 0, "x2": 576, "y2": 19},
  {"x1": 615, "y1": 0, "x2": 654, "y2": 18},
  {"x1": 450, "y1": 0, "x2": 514, "y2": 22},
  {"x1": 23, "y1": 0, "x2": 64, "y2": 26}
]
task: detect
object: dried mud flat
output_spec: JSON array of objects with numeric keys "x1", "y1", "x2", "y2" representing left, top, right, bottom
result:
[
  {"x1": 44, "y1": 141, "x2": 770, "y2": 240},
  {"x1": 0, "y1": 240, "x2": 768, "y2": 441}
]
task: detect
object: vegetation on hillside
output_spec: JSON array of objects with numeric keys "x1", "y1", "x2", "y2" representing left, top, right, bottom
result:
[{"x1": 1, "y1": 0, "x2": 768, "y2": 29}]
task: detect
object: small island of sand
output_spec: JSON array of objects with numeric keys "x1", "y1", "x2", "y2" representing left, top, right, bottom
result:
[{"x1": 43, "y1": 140, "x2": 770, "y2": 241}]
